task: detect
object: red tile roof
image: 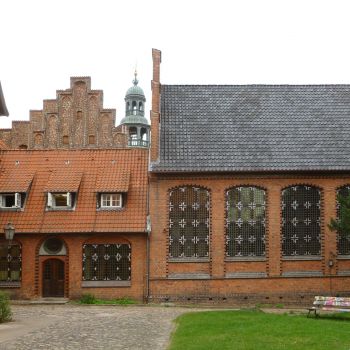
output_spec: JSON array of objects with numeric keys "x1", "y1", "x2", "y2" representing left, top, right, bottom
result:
[
  {"x1": 0, "y1": 170, "x2": 33, "y2": 192},
  {"x1": 45, "y1": 170, "x2": 83, "y2": 192},
  {"x1": 95, "y1": 168, "x2": 130, "y2": 192},
  {"x1": 0, "y1": 149, "x2": 148, "y2": 234}
]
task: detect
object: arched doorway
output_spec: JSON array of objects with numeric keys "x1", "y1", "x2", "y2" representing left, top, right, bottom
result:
[{"x1": 42, "y1": 259, "x2": 65, "y2": 297}]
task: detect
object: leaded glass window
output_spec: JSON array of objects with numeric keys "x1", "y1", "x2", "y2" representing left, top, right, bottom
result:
[
  {"x1": 226, "y1": 186, "x2": 266, "y2": 257},
  {"x1": 336, "y1": 186, "x2": 350, "y2": 256},
  {"x1": 169, "y1": 186, "x2": 210, "y2": 259},
  {"x1": 281, "y1": 186, "x2": 321, "y2": 257},
  {"x1": 82, "y1": 244, "x2": 131, "y2": 281},
  {"x1": 0, "y1": 243, "x2": 21, "y2": 281}
]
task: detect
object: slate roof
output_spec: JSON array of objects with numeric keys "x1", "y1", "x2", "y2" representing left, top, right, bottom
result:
[
  {"x1": 152, "y1": 85, "x2": 350, "y2": 172},
  {"x1": 0, "y1": 148, "x2": 148, "y2": 233}
]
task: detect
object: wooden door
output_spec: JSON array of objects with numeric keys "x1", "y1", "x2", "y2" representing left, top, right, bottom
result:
[{"x1": 42, "y1": 259, "x2": 64, "y2": 297}]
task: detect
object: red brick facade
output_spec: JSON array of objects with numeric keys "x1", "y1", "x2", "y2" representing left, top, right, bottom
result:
[{"x1": 148, "y1": 174, "x2": 350, "y2": 304}]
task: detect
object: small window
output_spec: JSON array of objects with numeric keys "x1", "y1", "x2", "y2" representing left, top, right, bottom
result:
[
  {"x1": 47, "y1": 192, "x2": 75, "y2": 209},
  {"x1": 100, "y1": 193, "x2": 122, "y2": 208},
  {"x1": 0, "y1": 193, "x2": 23, "y2": 209},
  {"x1": 0, "y1": 243, "x2": 21, "y2": 282},
  {"x1": 88, "y1": 135, "x2": 95, "y2": 145},
  {"x1": 62, "y1": 136, "x2": 69, "y2": 145},
  {"x1": 77, "y1": 111, "x2": 82, "y2": 119}
]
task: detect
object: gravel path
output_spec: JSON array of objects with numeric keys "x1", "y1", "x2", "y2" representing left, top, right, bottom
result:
[{"x1": 0, "y1": 304, "x2": 196, "y2": 350}]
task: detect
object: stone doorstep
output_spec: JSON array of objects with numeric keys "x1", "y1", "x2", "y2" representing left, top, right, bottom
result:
[{"x1": 11, "y1": 298, "x2": 69, "y2": 305}]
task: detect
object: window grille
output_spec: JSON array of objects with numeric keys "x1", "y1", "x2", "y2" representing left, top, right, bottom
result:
[
  {"x1": 226, "y1": 186, "x2": 266, "y2": 257},
  {"x1": 0, "y1": 243, "x2": 21, "y2": 281},
  {"x1": 281, "y1": 186, "x2": 321, "y2": 257},
  {"x1": 169, "y1": 186, "x2": 210, "y2": 258},
  {"x1": 336, "y1": 186, "x2": 350, "y2": 256},
  {"x1": 82, "y1": 244, "x2": 131, "y2": 281}
]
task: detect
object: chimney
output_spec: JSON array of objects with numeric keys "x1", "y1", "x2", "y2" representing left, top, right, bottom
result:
[{"x1": 150, "y1": 49, "x2": 161, "y2": 163}]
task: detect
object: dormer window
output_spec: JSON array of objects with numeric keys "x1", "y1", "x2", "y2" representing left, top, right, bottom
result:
[
  {"x1": 47, "y1": 192, "x2": 75, "y2": 209},
  {"x1": 100, "y1": 193, "x2": 122, "y2": 209},
  {"x1": 0, "y1": 193, "x2": 25, "y2": 209}
]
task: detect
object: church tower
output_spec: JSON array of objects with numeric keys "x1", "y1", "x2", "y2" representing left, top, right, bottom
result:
[{"x1": 120, "y1": 71, "x2": 150, "y2": 147}]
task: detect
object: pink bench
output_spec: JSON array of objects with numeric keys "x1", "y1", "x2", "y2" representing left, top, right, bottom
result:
[{"x1": 308, "y1": 296, "x2": 350, "y2": 317}]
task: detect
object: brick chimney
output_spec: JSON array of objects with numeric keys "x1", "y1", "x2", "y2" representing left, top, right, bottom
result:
[{"x1": 150, "y1": 48, "x2": 161, "y2": 163}]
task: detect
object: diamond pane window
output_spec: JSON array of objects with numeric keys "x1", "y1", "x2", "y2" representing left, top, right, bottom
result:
[
  {"x1": 226, "y1": 186, "x2": 266, "y2": 257},
  {"x1": 82, "y1": 244, "x2": 131, "y2": 281},
  {"x1": 169, "y1": 186, "x2": 210, "y2": 258},
  {"x1": 336, "y1": 186, "x2": 350, "y2": 256},
  {"x1": 281, "y1": 186, "x2": 321, "y2": 257},
  {"x1": 0, "y1": 243, "x2": 21, "y2": 281}
]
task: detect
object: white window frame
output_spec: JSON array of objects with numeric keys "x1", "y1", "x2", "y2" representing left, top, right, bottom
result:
[
  {"x1": 0, "y1": 193, "x2": 22, "y2": 208},
  {"x1": 100, "y1": 193, "x2": 122, "y2": 208},
  {"x1": 47, "y1": 192, "x2": 73, "y2": 209}
]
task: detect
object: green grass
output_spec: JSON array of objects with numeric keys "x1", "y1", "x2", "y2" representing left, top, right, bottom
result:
[
  {"x1": 168, "y1": 310, "x2": 350, "y2": 350},
  {"x1": 78, "y1": 293, "x2": 136, "y2": 305}
]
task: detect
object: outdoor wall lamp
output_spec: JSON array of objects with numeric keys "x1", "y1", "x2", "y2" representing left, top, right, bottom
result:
[
  {"x1": 4, "y1": 222, "x2": 15, "y2": 244},
  {"x1": 328, "y1": 252, "x2": 336, "y2": 268}
]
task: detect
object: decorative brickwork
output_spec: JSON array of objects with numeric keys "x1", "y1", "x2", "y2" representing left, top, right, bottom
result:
[{"x1": 0, "y1": 77, "x2": 128, "y2": 149}]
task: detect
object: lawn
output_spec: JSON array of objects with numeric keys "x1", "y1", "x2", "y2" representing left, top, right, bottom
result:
[{"x1": 168, "y1": 310, "x2": 350, "y2": 350}]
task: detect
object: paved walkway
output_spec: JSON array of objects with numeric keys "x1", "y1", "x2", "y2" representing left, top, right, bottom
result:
[{"x1": 0, "y1": 304, "x2": 197, "y2": 350}]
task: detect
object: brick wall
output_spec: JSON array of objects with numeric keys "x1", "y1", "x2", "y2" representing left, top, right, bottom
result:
[
  {"x1": 1, "y1": 233, "x2": 147, "y2": 301},
  {"x1": 148, "y1": 173, "x2": 350, "y2": 304}
]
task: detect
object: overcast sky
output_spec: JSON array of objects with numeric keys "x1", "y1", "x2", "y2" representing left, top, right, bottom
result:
[{"x1": 1, "y1": 0, "x2": 350, "y2": 128}]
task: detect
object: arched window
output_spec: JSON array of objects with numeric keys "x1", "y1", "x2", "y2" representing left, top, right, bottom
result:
[
  {"x1": 281, "y1": 185, "x2": 321, "y2": 257},
  {"x1": 169, "y1": 186, "x2": 210, "y2": 259},
  {"x1": 139, "y1": 102, "x2": 143, "y2": 111},
  {"x1": 226, "y1": 186, "x2": 266, "y2": 257},
  {"x1": 336, "y1": 185, "x2": 350, "y2": 256},
  {"x1": 0, "y1": 242, "x2": 21, "y2": 282},
  {"x1": 132, "y1": 101, "x2": 137, "y2": 115}
]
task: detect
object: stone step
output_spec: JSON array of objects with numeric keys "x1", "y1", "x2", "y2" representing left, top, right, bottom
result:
[{"x1": 12, "y1": 298, "x2": 69, "y2": 305}]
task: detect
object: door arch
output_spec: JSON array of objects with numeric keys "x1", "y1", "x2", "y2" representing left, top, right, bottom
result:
[{"x1": 42, "y1": 259, "x2": 65, "y2": 297}]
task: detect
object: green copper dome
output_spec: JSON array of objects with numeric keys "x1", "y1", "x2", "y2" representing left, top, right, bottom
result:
[
  {"x1": 126, "y1": 84, "x2": 145, "y2": 97},
  {"x1": 125, "y1": 72, "x2": 145, "y2": 99}
]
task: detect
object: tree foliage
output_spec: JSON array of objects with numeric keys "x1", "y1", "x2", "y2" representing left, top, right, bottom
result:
[{"x1": 328, "y1": 194, "x2": 350, "y2": 236}]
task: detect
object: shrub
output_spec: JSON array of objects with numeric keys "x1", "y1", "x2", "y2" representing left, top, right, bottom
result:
[
  {"x1": 79, "y1": 293, "x2": 97, "y2": 304},
  {"x1": 0, "y1": 291, "x2": 12, "y2": 323}
]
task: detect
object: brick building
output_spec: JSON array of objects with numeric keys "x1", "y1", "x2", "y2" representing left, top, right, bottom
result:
[
  {"x1": 0, "y1": 77, "x2": 150, "y2": 300},
  {"x1": 0, "y1": 76, "x2": 149, "y2": 150},
  {"x1": 149, "y1": 49, "x2": 350, "y2": 304}
]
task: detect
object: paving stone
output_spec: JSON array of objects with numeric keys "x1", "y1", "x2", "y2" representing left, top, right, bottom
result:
[{"x1": 0, "y1": 304, "x2": 201, "y2": 350}]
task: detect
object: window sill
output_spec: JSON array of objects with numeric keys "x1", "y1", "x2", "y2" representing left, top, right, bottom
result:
[
  {"x1": 0, "y1": 207, "x2": 22, "y2": 212},
  {"x1": 337, "y1": 255, "x2": 350, "y2": 260},
  {"x1": 96, "y1": 207, "x2": 125, "y2": 212},
  {"x1": 168, "y1": 273, "x2": 210, "y2": 280},
  {"x1": 282, "y1": 271, "x2": 323, "y2": 277},
  {"x1": 0, "y1": 281, "x2": 21, "y2": 288},
  {"x1": 282, "y1": 256, "x2": 322, "y2": 261},
  {"x1": 82, "y1": 281, "x2": 131, "y2": 288},
  {"x1": 225, "y1": 272, "x2": 267, "y2": 279},
  {"x1": 225, "y1": 257, "x2": 266, "y2": 262},
  {"x1": 168, "y1": 258, "x2": 210, "y2": 263},
  {"x1": 46, "y1": 207, "x2": 75, "y2": 211}
]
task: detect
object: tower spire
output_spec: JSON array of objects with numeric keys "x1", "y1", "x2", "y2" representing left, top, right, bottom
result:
[{"x1": 133, "y1": 68, "x2": 138, "y2": 86}]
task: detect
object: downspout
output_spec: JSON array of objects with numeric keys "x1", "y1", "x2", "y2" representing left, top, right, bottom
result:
[{"x1": 146, "y1": 177, "x2": 151, "y2": 303}]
